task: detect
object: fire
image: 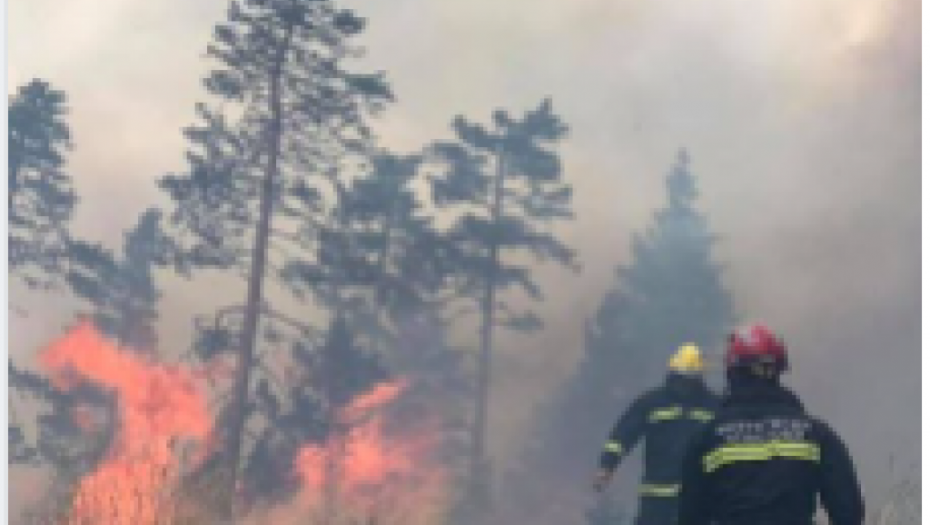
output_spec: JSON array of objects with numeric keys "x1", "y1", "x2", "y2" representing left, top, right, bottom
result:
[
  {"x1": 32, "y1": 322, "x2": 450, "y2": 524},
  {"x1": 292, "y1": 381, "x2": 450, "y2": 524},
  {"x1": 40, "y1": 322, "x2": 213, "y2": 524}
]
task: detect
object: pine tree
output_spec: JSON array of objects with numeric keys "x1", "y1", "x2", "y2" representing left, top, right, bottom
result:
[
  {"x1": 275, "y1": 148, "x2": 470, "y2": 518},
  {"x1": 240, "y1": 314, "x2": 386, "y2": 509},
  {"x1": 65, "y1": 209, "x2": 174, "y2": 353},
  {"x1": 427, "y1": 99, "x2": 578, "y2": 517},
  {"x1": 159, "y1": 0, "x2": 392, "y2": 509},
  {"x1": 507, "y1": 150, "x2": 735, "y2": 523},
  {"x1": 8, "y1": 79, "x2": 77, "y2": 288},
  {"x1": 282, "y1": 151, "x2": 440, "y2": 342}
]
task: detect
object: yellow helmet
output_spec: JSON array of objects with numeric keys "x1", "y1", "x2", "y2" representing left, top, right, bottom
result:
[{"x1": 669, "y1": 343, "x2": 704, "y2": 373}]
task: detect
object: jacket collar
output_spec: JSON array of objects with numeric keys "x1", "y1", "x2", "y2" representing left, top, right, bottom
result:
[
  {"x1": 722, "y1": 380, "x2": 805, "y2": 412},
  {"x1": 664, "y1": 372, "x2": 712, "y2": 399}
]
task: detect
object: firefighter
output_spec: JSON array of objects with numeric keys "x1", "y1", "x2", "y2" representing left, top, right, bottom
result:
[
  {"x1": 678, "y1": 324, "x2": 865, "y2": 525},
  {"x1": 593, "y1": 343, "x2": 719, "y2": 525}
]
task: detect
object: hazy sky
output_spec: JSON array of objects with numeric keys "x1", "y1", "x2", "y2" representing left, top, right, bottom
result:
[{"x1": 9, "y1": 0, "x2": 920, "y2": 510}]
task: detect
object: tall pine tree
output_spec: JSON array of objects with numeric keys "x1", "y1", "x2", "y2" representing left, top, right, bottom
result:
[
  {"x1": 159, "y1": 0, "x2": 392, "y2": 511},
  {"x1": 506, "y1": 150, "x2": 735, "y2": 524},
  {"x1": 8, "y1": 79, "x2": 77, "y2": 289},
  {"x1": 428, "y1": 99, "x2": 578, "y2": 517}
]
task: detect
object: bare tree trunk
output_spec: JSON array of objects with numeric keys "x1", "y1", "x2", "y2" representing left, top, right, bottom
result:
[
  {"x1": 467, "y1": 140, "x2": 506, "y2": 519},
  {"x1": 373, "y1": 201, "x2": 396, "y2": 309},
  {"x1": 222, "y1": 25, "x2": 294, "y2": 521},
  {"x1": 8, "y1": 161, "x2": 19, "y2": 218},
  {"x1": 321, "y1": 416, "x2": 347, "y2": 525},
  {"x1": 371, "y1": 197, "x2": 399, "y2": 358}
]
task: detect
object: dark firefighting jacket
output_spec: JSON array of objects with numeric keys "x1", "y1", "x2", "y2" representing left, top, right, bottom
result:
[
  {"x1": 678, "y1": 382, "x2": 865, "y2": 525},
  {"x1": 599, "y1": 373, "x2": 719, "y2": 497}
]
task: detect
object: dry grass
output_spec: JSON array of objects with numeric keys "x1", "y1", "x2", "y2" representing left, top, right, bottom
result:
[{"x1": 869, "y1": 474, "x2": 920, "y2": 525}]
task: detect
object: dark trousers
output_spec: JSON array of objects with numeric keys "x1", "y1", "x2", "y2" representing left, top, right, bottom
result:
[{"x1": 635, "y1": 495, "x2": 679, "y2": 525}]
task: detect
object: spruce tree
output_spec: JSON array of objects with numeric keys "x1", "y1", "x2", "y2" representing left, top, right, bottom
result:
[
  {"x1": 508, "y1": 150, "x2": 735, "y2": 522},
  {"x1": 583, "y1": 150, "x2": 735, "y2": 394}
]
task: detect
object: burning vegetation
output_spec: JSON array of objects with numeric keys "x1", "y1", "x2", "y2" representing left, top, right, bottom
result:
[
  {"x1": 285, "y1": 381, "x2": 449, "y2": 524},
  {"x1": 19, "y1": 323, "x2": 453, "y2": 525},
  {"x1": 7, "y1": 0, "x2": 917, "y2": 522},
  {"x1": 39, "y1": 322, "x2": 212, "y2": 524}
]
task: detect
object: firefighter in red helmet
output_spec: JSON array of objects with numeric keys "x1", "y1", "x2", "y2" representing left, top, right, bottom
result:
[{"x1": 678, "y1": 324, "x2": 865, "y2": 525}]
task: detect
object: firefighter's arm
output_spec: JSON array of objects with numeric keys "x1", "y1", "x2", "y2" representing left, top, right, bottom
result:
[
  {"x1": 594, "y1": 395, "x2": 650, "y2": 490},
  {"x1": 678, "y1": 432, "x2": 711, "y2": 525},
  {"x1": 817, "y1": 422, "x2": 865, "y2": 525}
]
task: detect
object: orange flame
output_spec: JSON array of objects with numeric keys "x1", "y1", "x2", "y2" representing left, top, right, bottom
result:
[
  {"x1": 292, "y1": 381, "x2": 450, "y2": 524},
  {"x1": 34, "y1": 322, "x2": 450, "y2": 524},
  {"x1": 40, "y1": 322, "x2": 212, "y2": 525}
]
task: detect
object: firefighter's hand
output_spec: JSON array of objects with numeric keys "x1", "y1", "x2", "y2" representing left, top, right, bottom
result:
[{"x1": 593, "y1": 469, "x2": 612, "y2": 493}]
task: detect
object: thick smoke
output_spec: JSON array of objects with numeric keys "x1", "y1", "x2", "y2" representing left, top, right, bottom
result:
[{"x1": 9, "y1": 0, "x2": 918, "y2": 519}]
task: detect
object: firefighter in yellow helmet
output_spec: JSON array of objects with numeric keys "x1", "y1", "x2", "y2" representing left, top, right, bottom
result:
[{"x1": 594, "y1": 343, "x2": 719, "y2": 525}]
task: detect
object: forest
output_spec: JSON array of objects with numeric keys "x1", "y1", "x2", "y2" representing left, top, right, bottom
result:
[{"x1": 8, "y1": 0, "x2": 919, "y2": 524}]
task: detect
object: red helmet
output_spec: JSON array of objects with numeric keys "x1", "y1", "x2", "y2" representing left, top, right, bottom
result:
[{"x1": 726, "y1": 324, "x2": 788, "y2": 374}]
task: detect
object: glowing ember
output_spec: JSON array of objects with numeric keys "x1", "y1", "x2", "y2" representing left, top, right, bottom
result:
[
  {"x1": 40, "y1": 322, "x2": 212, "y2": 525},
  {"x1": 293, "y1": 381, "x2": 449, "y2": 524}
]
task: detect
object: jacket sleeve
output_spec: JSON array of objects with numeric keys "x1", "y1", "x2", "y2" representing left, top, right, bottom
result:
[
  {"x1": 816, "y1": 421, "x2": 865, "y2": 525},
  {"x1": 678, "y1": 430, "x2": 711, "y2": 525},
  {"x1": 598, "y1": 394, "x2": 650, "y2": 472}
]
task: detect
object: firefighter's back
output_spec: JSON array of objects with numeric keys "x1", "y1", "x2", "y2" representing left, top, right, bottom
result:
[
  {"x1": 696, "y1": 393, "x2": 824, "y2": 525},
  {"x1": 640, "y1": 376, "x2": 717, "y2": 488},
  {"x1": 678, "y1": 324, "x2": 864, "y2": 525}
]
